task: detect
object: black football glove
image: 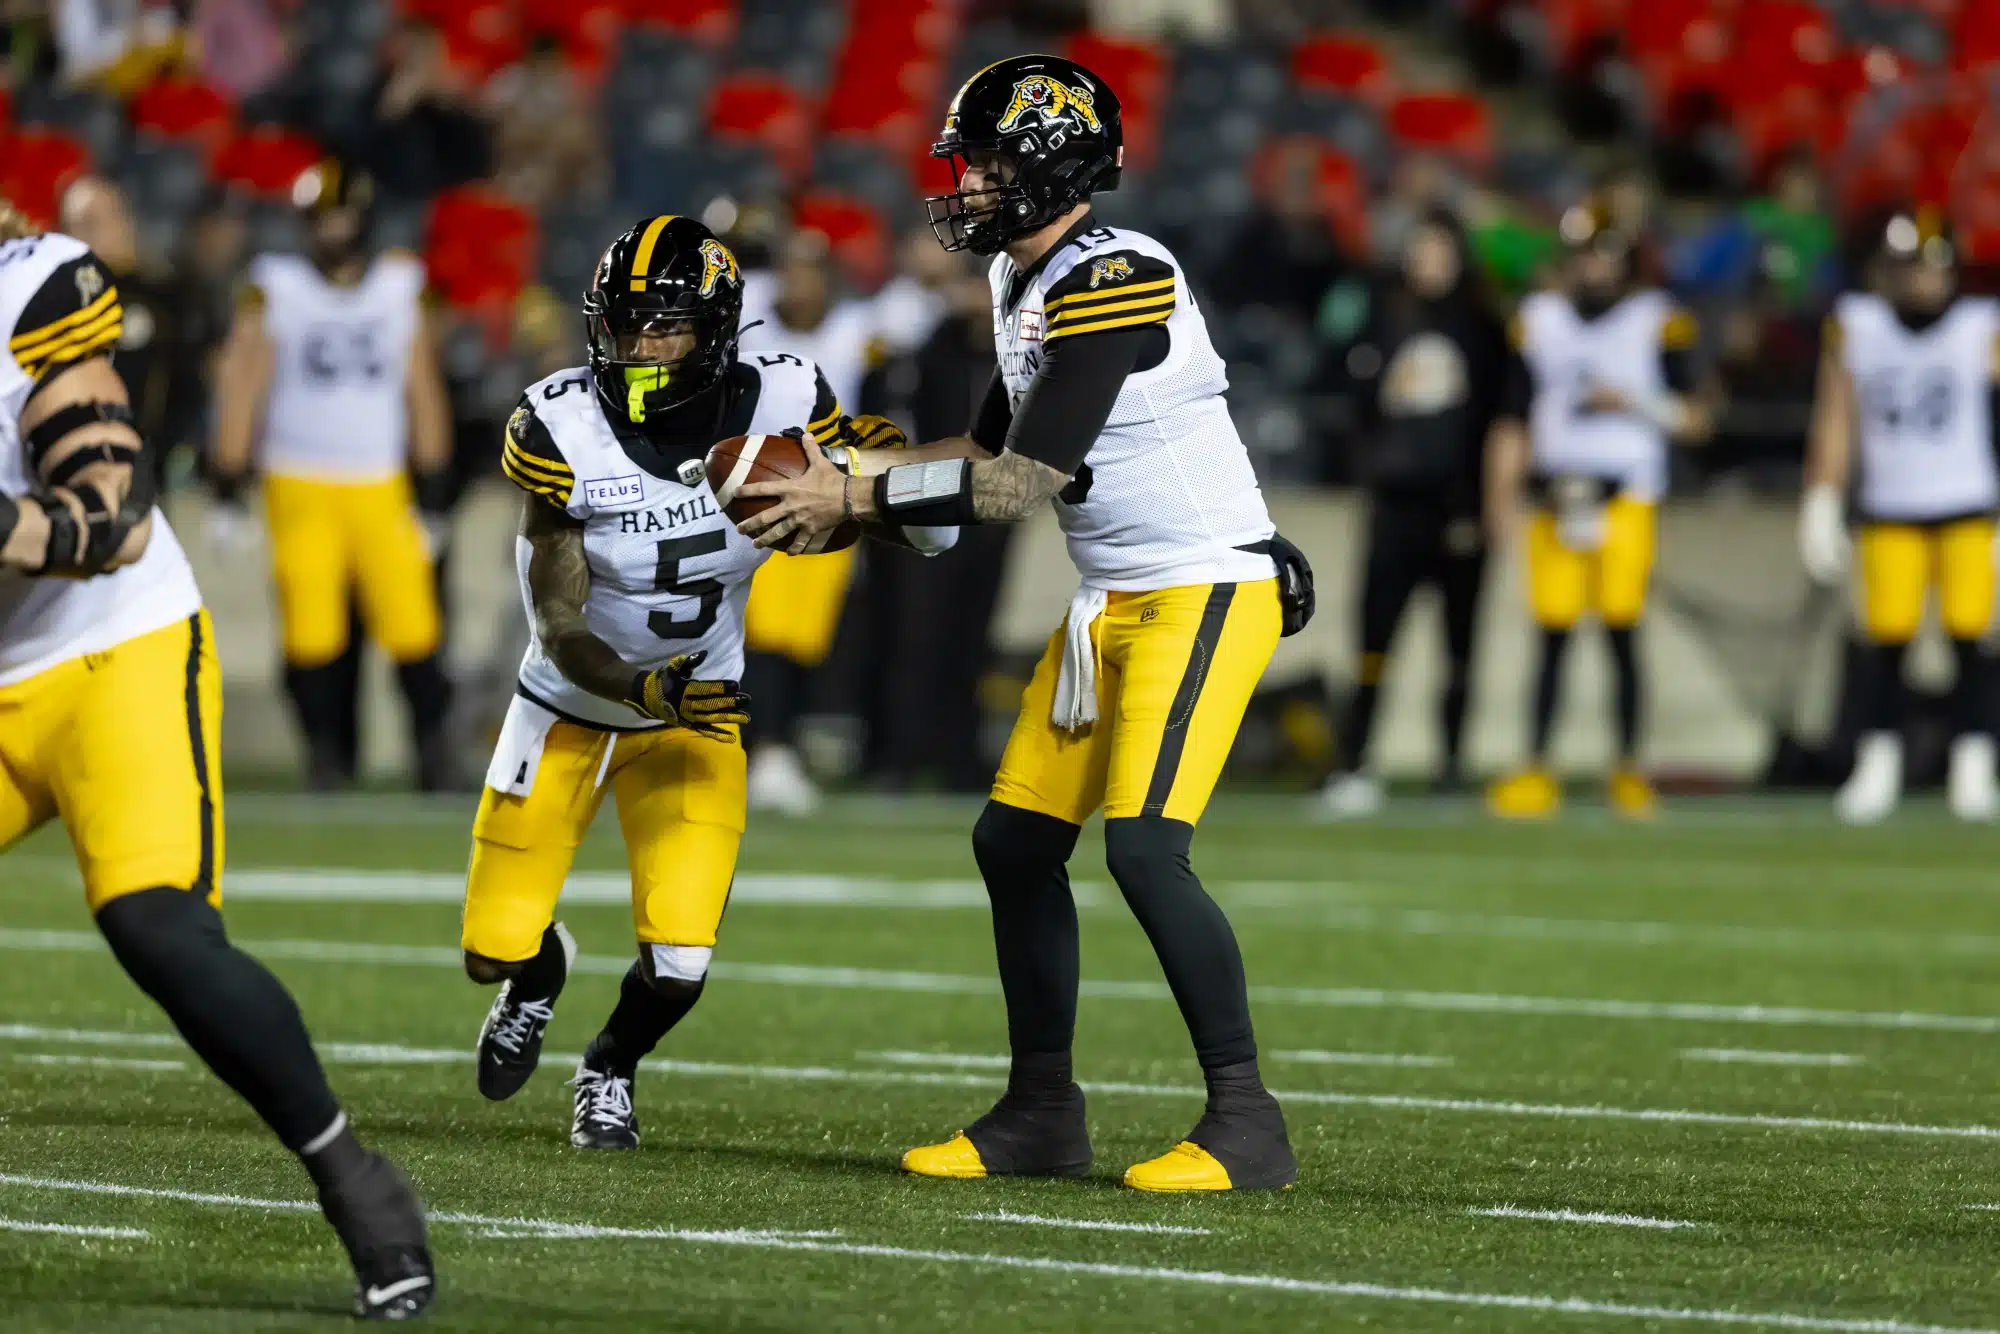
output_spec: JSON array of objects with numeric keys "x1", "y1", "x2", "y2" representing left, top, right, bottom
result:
[
  {"x1": 845, "y1": 413, "x2": 908, "y2": 450},
  {"x1": 628, "y1": 650, "x2": 750, "y2": 738}
]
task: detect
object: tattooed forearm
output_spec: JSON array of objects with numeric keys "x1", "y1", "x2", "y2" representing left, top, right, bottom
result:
[
  {"x1": 522, "y1": 494, "x2": 637, "y2": 704},
  {"x1": 970, "y1": 449, "x2": 1069, "y2": 523}
]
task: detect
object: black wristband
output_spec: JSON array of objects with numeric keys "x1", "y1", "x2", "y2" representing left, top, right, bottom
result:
[
  {"x1": 874, "y1": 458, "x2": 977, "y2": 526},
  {"x1": 37, "y1": 498, "x2": 80, "y2": 573},
  {"x1": 413, "y1": 469, "x2": 455, "y2": 514}
]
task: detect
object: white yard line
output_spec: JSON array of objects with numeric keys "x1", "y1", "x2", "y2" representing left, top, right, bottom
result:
[
  {"x1": 1, "y1": 1024, "x2": 1985, "y2": 1142},
  {"x1": 1471, "y1": 1206, "x2": 1702, "y2": 1231},
  {"x1": 0, "y1": 1216, "x2": 150, "y2": 1240},
  {"x1": 1681, "y1": 1049, "x2": 1865, "y2": 1068},
  {"x1": 0, "y1": 1171, "x2": 1985, "y2": 1334},
  {"x1": 857, "y1": 1051, "x2": 1013, "y2": 1069},
  {"x1": 12, "y1": 1053, "x2": 187, "y2": 1072},
  {"x1": 1275, "y1": 1050, "x2": 1454, "y2": 1068},
  {"x1": 963, "y1": 1210, "x2": 1212, "y2": 1236},
  {"x1": 6, "y1": 926, "x2": 1996, "y2": 1037}
]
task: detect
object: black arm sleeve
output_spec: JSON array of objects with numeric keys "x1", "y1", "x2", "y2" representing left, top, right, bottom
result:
[
  {"x1": 969, "y1": 366, "x2": 1013, "y2": 452},
  {"x1": 1661, "y1": 348, "x2": 1698, "y2": 394},
  {"x1": 1003, "y1": 324, "x2": 1158, "y2": 475},
  {"x1": 1498, "y1": 347, "x2": 1532, "y2": 421}
]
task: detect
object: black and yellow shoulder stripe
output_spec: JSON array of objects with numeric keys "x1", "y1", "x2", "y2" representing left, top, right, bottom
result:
[
  {"x1": 1042, "y1": 250, "x2": 1176, "y2": 342},
  {"x1": 806, "y1": 367, "x2": 844, "y2": 446},
  {"x1": 10, "y1": 253, "x2": 122, "y2": 381},
  {"x1": 500, "y1": 396, "x2": 574, "y2": 506}
]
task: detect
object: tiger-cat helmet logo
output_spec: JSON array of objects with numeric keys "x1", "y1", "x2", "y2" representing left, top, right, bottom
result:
[
  {"x1": 1088, "y1": 256, "x2": 1133, "y2": 289},
  {"x1": 996, "y1": 75, "x2": 1103, "y2": 139},
  {"x1": 698, "y1": 239, "x2": 740, "y2": 298}
]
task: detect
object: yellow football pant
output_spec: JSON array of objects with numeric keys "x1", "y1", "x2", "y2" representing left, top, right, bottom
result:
[
  {"x1": 0, "y1": 612, "x2": 224, "y2": 911},
  {"x1": 1857, "y1": 518, "x2": 1998, "y2": 643},
  {"x1": 743, "y1": 548, "x2": 854, "y2": 666},
  {"x1": 1525, "y1": 497, "x2": 1656, "y2": 630},
  {"x1": 992, "y1": 579, "x2": 1280, "y2": 827},
  {"x1": 462, "y1": 720, "x2": 746, "y2": 963},
  {"x1": 263, "y1": 474, "x2": 441, "y2": 667}
]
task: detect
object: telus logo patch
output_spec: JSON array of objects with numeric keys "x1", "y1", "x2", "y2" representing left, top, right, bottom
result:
[{"x1": 582, "y1": 474, "x2": 645, "y2": 508}]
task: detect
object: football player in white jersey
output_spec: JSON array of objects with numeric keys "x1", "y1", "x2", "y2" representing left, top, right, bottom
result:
[
  {"x1": 0, "y1": 201, "x2": 432, "y2": 1318},
  {"x1": 739, "y1": 56, "x2": 1315, "y2": 1193},
  {"x1": 1802, "y1": 211, "x2": 2000, "y2": 823},
  {"x1": 1484, "y1": 201, "x2": 1709, "y2": 820},
  {"x1": 210, "y1": 160, "x2": 457, "y2": 790},
  {"x1": 459, "y1": 215, "x2": 935, "y2": 1150}
]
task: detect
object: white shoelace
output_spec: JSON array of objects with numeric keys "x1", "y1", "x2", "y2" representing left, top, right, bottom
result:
[
  {"x1": 488, "y1": 995, "x2": 555, "y2": 1056},
  {"x1": 574, "y1": 1070, "x2": 634, "y2": 1129}
]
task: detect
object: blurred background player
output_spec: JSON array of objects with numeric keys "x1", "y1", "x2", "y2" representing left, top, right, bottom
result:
[
  {"x1": 734, "y1": 229, "x2": 881, "y2": 814},
  {"x1": 1803, "y1": 211, "x2": 2000, "y2": 824},
  {"x1": 0, "y1": 199, "x2": 432, "y2": 1321},
  {"x1": 209, "y1": 160, "x2": 459, "y2": 791},
  {"x1": 1485, "y1": 200, "x2": 1711, "y2": 820},
  {"x1": 461, "y1": 215, "x2": 946, "y2": 1151},
  {"x1": 1321, "y1": 209, "x2": 1507, "y2": 817}
]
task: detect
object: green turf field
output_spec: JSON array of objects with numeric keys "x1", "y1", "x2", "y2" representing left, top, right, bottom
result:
[{"x1": 4, "y1": 792, "x2": 2000, "y2": 1332}]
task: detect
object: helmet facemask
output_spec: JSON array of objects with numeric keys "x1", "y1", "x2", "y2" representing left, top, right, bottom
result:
[
  {"x1": 926, "y1": 148, "x2": 1037, "y2": 255},
  {"x1": 584, "y1": 299, "x2": 734, "y2": 424}
]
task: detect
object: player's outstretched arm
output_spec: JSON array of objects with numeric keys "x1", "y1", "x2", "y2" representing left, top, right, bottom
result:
[
  {"x1": 521, "y1": 493, "x2": 639, "y2": 705},
  {"x1": 210, "y1": 287, "x2": 274, "y2": 491}
]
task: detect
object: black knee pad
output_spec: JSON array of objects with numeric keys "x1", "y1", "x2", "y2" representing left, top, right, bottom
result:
[
  {"x1": 1102, "y1": 816, "x2": 1194, "y2": 898},
  {"x1": 96, "y1": 886, "x2": 228, "y2": 977},
  {"x1": 972, "y1": 802, "x2": 1080, "y2": 883}
]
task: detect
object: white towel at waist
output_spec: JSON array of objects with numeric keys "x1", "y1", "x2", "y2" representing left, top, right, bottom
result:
[
  {"x1": 1051, "y1": 585, "x2": 1109, "y2": 732},
  {"x1": 484, "y1": 693, "x2": 619, "y2": 795}
]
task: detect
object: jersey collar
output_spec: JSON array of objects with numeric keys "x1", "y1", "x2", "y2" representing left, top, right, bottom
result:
[
  {"x1": 596, "y1": 361, "x2": 763, "y2": 482},
  {"x1": 1003, "y1": 210, "x2": 1099, "y2": 313}
]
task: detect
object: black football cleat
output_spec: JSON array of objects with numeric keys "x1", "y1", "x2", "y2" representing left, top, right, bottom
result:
[
  {"x1": 570, "y1": 1060, "x2": 640, "y2": 1150},
  {"x1": 476, "y1": 923, "x2": 576, "y2": 1101},
  {"x1": 317, "y1": 1152, "x2": 435, "y2": 1320},
  {"x1": 902, "y1": 1085, "x2": 1092, "y2": 1179}
]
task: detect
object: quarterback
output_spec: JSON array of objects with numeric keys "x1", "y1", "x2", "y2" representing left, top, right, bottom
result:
[
  {"x1": 460, "y1": 215, "x2": 943, "y2": 1149},
  {"x1": 740, "y1": 56, "x2": 1314, "y2": 1192},
  {"x1": 0, "y1": 202, "x2": 431, "y2": 1317}
]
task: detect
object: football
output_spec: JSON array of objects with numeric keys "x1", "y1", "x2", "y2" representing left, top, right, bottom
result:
[{"x1": 706, "y1": 432, "x2": 861, "y2": 554}]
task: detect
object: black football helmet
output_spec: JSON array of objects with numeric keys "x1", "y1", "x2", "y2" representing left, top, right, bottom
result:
[
  {"x1": 926, "y1": 54, "x2": 1123, "y2": 255},
  {"x1": 291, "y1": 158, "x2": 374, "y2": 270},
  {"x1": 584, "y1": 215, "x2": 744, "y2": 424}
]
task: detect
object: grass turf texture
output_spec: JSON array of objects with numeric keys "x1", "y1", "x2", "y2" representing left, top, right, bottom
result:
[{"x1": 2, "y1": 793, "x2": 1999, "y2": 1332}]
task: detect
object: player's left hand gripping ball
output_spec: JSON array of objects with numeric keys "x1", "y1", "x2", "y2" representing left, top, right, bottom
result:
[{"x1": 629, "y1": 651, "x2": 750, "y2": 737}]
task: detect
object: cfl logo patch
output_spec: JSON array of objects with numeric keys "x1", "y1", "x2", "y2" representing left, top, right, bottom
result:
[{"x1": 1089, "y1": 257, "x2": 1133, "y2": 289}]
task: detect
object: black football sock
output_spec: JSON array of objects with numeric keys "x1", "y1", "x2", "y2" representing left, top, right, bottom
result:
[
  {"x1": 510, "y1": 924, "x2": 572, "y2": 1006},
  {"x1": 972, "y1": 801, "x2": 1083, "y2": 1058},
  {"x1": 96, "y1": 887, "x2": 343, "y2": 1152},
  {"x1": 1337, "y1": 679, "x2": 1381, "y2": 773},
  {"x1": 1951, "y1": 637, "x2": 1994, "y2": 737},
  {"x1": 1862, "y1": 641, "x2": 1908, "y2": 733},
  {"x1": 1439, "y1": 661, "x2": 1472, "y2": 781},
  {"x1": 1606, "y1": 625, "x2": 1642, "y2": 761},
  {"x1": 283, "y1": 661, "x2": 350, "y2": 785},
  {"x1": 299, "y1": 1118, "x2": 371, "y2": 1191},
  {"x1": 1103, "y1": 816, "x2": 1257, "y2": 1072},
  {"x1": 1530, "y1": 627, "x2": 1571, "y2": 761},
  {"x1": 585, "y1": 963, "x2": 704, "y2": 1076}
]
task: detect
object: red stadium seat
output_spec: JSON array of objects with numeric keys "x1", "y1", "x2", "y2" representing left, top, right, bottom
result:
[
  {"x1": 521, "y1": 0, "x2": 621, "y2": 79},
  {"x1": 1538, "y1": 0, "x2": 1629, "y2": 70},
  {"x1": 1290, "y1": 33, "x2": 1393, "y2": 104},
  {"x1": 710, "y1": 73, "x2": 813, "y2": 178},
  {"x1": 441, "y1": 1, "x2": 524, "y2": 81},
  {"x1": 212, "y1": 125, "x2": 324, "y2": 197},
  {"x1": 1387, "y1": 91, "x2": 1493, "y2": 167},
  {"x1": 0, "y1": 128, "x2": 90, "y2": 229},
  {"x1": 1252, "y1": 135, "x2": 1368, "y2": 254},
  {"x1": 426, "y1": 185, "x2": 537, "y2": 313},
  {"x1": 1065, "y1": 33, "x2": 1169, "y2": 170},
  {"x1": 794, "y1": 191, "x2": 888, "y2": 287},
  {"x1": 130, "y1": 75, "x2": 235, "y2": 150},
  {"x1": 622, "y1": 0, "x2": 735, "y2": 46}
]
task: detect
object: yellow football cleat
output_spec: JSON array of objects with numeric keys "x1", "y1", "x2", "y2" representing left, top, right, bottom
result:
[
  {"x1": 1487, "y1": 766, "x2": 1560, "y2": 820},
  {"x1": 1607, "y1": 766, "x2": 1657, "y2": 820},
  {"x1": 1123, "y1": 1141, "x2": 1236, "y2": 1193},
  {"x1": 901, "y1": 1132, "x2": 988, "y2": 1179}
]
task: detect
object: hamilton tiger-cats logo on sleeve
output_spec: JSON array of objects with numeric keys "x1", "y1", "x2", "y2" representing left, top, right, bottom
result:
[
  {"x1": 997, "y1": 74, "x2": 1103, "y2": 140},
  {"x1": 1088, "y1": 256, "x2": 1133, "y2": 289},
  {"x1": 698, "y1": 239, "x2": 740, "y2": 298}
]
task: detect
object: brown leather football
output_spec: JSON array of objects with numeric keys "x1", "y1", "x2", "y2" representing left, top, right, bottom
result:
[{"x1": 706, "y1": 432, "x2": 859, "y2": 553}]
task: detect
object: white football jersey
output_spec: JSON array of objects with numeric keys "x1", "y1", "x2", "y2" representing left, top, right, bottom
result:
[
  {"x1": 1835, "y1": 291, "x2": 2000, "y2": 521},
  {"x1": 0, "y1": 230, "x2": 200, "y2": 685},
  {"x1": 991, "y1": 224, "x2": 1273, "y2": 591},
  {"x1": 506, "y1": 358, "x2": 834, "y2": 729},
  {"x1": 249, "y1": 251, "x2": 425, "y2": 482},
  {"x1": 1518, "y1": 289, "x2": 1680, "y2": 501},
  {"x1": 737, "y1": 298, "x2": 878, "y2": 417}
]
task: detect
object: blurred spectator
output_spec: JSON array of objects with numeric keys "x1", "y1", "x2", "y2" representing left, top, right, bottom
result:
[
  {"x1": 54, "y1": 0, "x2": 181, "y2": 94},
  {"x1": 1213, "y1": 136, "x2": 1350, "y2": 326},
  {"x1": 1371, "y1": 153, "x2": 1460, "y2": 267},
  {"x1": 1704, "y1": 254, "x2": 1820, "y2": 480},
  {"x1": 1321, "y1": 209, "x2": 1508, "y2": 814},
  {"x1": 1464, "y1": 192, "x2": 1559, "y2": 298},
  {"x1": 739, "y1": 230, "x2": 880, "y2": 410},
  {"x1": 166, "y1": 191, "x2": 252, "y2": 472},
  {"x1": 1090, "y1": 0, "x2": 1228, "y2": 39},
  {"x1": 359, "y1": 18, "x2": 493, "y2": 200},
  {"x1": 487, "y1": 34, "x2": 608, "y2": 214},
  {"x1": 192, "y1": 0, "x2": 292, "y2": 99},
  {"x1": 865, "y1": 265, "x2": 1013, "y2": 790},
  {"x1": 1676, "y1": 149, "x2": 1838, "y2": 313},
  {"x1": 59, "y1": 175, "x2": 199, "y2": 481},
  {"x1": 868, "y1": 228, "x2": 957, "y2": 361}
]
